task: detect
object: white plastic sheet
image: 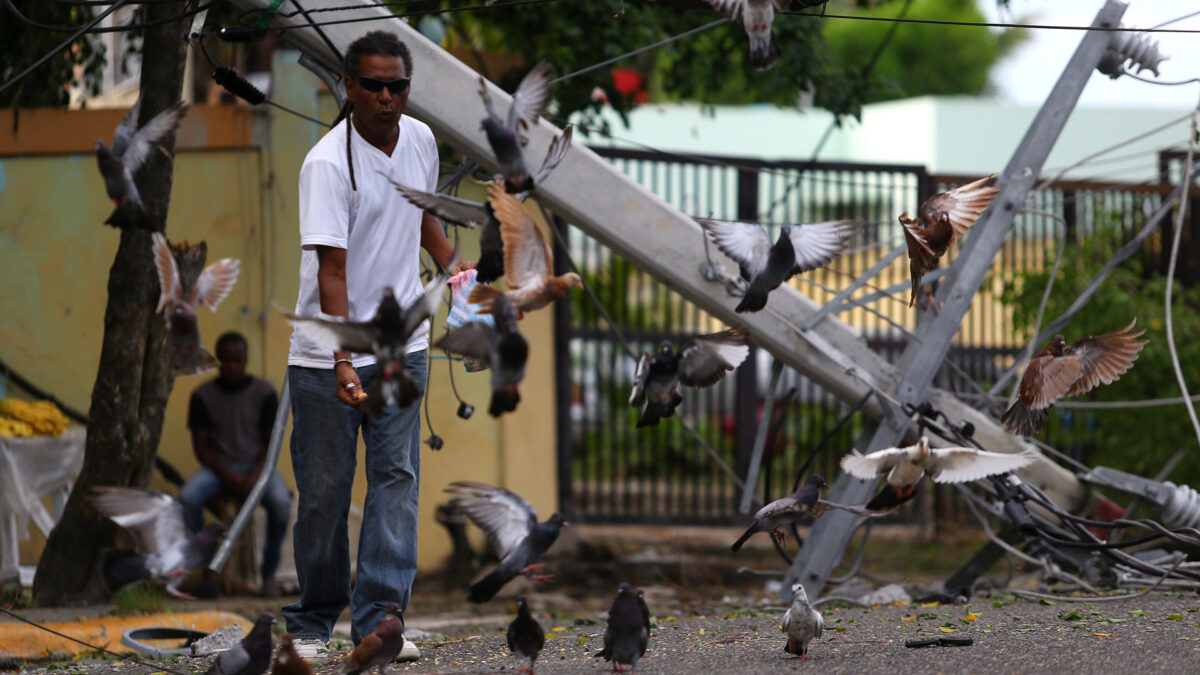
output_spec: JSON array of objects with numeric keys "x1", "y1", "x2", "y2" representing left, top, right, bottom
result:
[{"x1": 0, "y1": 425, "x2": 84, "y2": 541}]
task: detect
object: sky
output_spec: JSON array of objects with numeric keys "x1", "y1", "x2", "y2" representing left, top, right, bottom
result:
[{"x1": 979, "y1": 0, "x2": 1200, "y2": 109}]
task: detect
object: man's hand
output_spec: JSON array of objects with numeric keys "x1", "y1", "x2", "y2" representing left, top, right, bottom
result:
[
  {"x1": 447, "y1": 259, "x2": 477, "y2": 276},
  {"x1": 335, "y1": 360, "x2": 367, "y2": 407}
]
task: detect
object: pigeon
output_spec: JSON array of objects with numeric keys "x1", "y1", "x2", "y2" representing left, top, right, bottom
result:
[
  {"x1": 636, "y1": 588, "x2": 651, "y2": 635},
  {"x1": 95, "y1": 100, "x2": 188, "y2": 221},
  {"x1": 703, "y1": 1, "x2": 790, "y2": 71},
  {"x1": 629, "y1": 329, "x2": 749, "y2": 427},
  {"x1": 730, "y1": 475, "x2": 889, "y2": 552},
  {"x1": 593, "y1": 583, "x2": 649, "y2": 672},
  {"x1": 204, "y1": 613, "x2": 275, "y2": 675},
  {"x1": 506, "y1": 596, "x2": 545, "y2": 674},
  {"x1": 698, "y1": 217, "x2": 861, "y2": 313},
  {"x1": 340, "y1": 603, "x2": 404, "y2": 675},
  {"x1": 900, "y1": 175, "x2": 1000, "y2": 307},
  {"x1": 151, "y1": 232, "x2": 241, "y2": 376},
  {"x1": 271, "y1": 633, "x2": 313, "y2": 675},
  {"x1": 478, "y1": 62, "x2": 555, "y2": 194},
  {"x1": 434, "y1": 289, "x2": 528, "y2": 417},
  {"x1": 841, "y1": 436, "x2": 1039, "y2": 510},
  {"x1": 781, "y1": 583, "x2": 822, "y2": 660},
  {"x1": 443, "y1": 481, "x2": 568, "y2": 603},
  {"x1": 467, "y1": 182, "x2": 582, "y2": 315},
  {"x1": 1002, "y1": 319, "x2": 1148, "y2": 436},
  {"x1": 284, "y1": 271, "x2": 449, "y2": 416},
  {"x1": 89, "y1": 486, "x2": 225, "y2": 598}
]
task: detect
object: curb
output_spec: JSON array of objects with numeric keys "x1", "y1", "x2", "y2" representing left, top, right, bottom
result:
[{"x1": 0, "y1": 610, "x2": 252, "y2": 661}]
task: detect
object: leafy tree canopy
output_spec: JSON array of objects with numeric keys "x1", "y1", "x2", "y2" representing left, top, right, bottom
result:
[{"x1": 0, "y1": 4, "x2": 110, "y2": 108}]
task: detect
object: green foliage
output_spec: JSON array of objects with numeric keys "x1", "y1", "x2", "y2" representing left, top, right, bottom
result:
[
  {"x1": 0, "y1": 4, "x2": 110, "y2": 108},
  {"x1": 996, "y1": 214, "x2": 1200, "y2": 487},
  {"x1": 110, "y1": 582, "x2": 169, "y2": 615}
]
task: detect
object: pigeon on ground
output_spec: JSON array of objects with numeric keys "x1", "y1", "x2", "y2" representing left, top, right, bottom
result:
[
  {"x1": 636, "y1": 589, "x2": 651, "y2": 635},
  {"x1": 467, "y1": 182, "x2": 582, "y2": 315},
  {"x1": 270, "y1": 633, "x2": 313, "y2": 675},
  {"x1": 340, "y1": 603, "x2": 404, "y2": 675},
  {"x1": 629, "y1": 329, "x2": 750, "y2": 427},
  {"x1": 285, "y1": 272, "x2": 449, "y2": 415},
  {"x1": 89, "y1": 486, "x2": 225, "y2": 598},
  {"x1": 703, "y1": 0, "x2": 790, "y2": 71},
  {"x1": 593, "y1": 583, "x2": 649, "y2": 672},
  {"x1": 841, "y1": 436, "x2": 1038, "y2": 511},
  {"x1": 698, "y1": 217, "x2": 861, "y2": 313},
  {"x1": 900, "y1": 175, "x2": 1000, "y2": 307},
  {"x1": 1002, "y1": 319, "x2": 1148, "y2": 436},
  {"x1": 444, "y1": 481, "x2": 568, "y2": 603},
  {"x1": 95, "y1": 100, "x2": 188, "y2": 223},
  {"x1": 730, "y1": 475, "x2": 890, "y2": 552},
  {"x1": 478, "y1": 62, "x2": 555, "y2": 194},
  {"x1": 204, "y1": 613, "x2": 275, "y2": 675},
  {"x1": 434, "y1": 289, "x2": 528, "y2": 417},
  {"x1": 151, "y1": 232, "x2": 241, "y2": 376},
  {"x1": 781, "y1": 583, "x2": 822, "y2": 660},
  {"x1": 506, "y1": 596, "x2": 545, "y2": 674}
]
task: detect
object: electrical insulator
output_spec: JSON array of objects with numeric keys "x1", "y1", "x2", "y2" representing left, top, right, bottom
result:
[
  {"x1": 1161, "y1": 481, "x2": 1200, "y2": 530},
  {"x1": 1097, "y1": 26, "x2": 1168, "y2": 79}
]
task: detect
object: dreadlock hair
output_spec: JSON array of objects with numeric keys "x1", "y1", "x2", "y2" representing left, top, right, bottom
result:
[{"x1": 338, "y1": 31, "x2": 414, "y2": 192}]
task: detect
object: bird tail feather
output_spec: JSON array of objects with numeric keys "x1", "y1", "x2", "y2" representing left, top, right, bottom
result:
[
  {"x1": 865, "y1": 485, "x2": 916, "y2": 511},
  {"x1": 1001, "y1": 400, "x2": 1046, "y2": 436},
  {"x1": 174, "y1": 346, "x2": 217, "y2": 376},
  {"x1": 489, "y1": 388, "x2": 520, "y2": 417},
  {"x1": 636, "y1": 401, "x2": 670, "y2": 428},
  {"x1": 102, "y1": 550, "x2": 149, "y2": 591},
  {"x1": 735, "y1": 287, "x2": 769, "y2": 313},
  {"x1": 468, "y1": 285, "x2": 502, "y2": 315},
  {"x1": 467, "y1": 567, "x2": 509, "y2": 604},
  {"x1": 730, "y1": 524, "x2": 759, "y2": 553},
  {"x1": 750, "y1": 35, "x2": 780, "y2": 72}
]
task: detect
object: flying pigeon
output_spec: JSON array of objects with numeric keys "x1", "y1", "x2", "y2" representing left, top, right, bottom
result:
[
  {"x1": 444, "y1": 481, "x2": 568, "y2": 603},
  {"x1": 89, "y1": 486, "x2": 225, "y2": 598},
  {"x1": 900, "y1": 175, "x2": 999, "y2": 307},
  {"x1": 730, "y1": 475, "x2": 889, "y2": 552},
  {"x1": 781, "y1": 583, "x2": 822, "y2": 660},
  {"x1": 204, "y1": 613, "x2": 275, "y2": 675},
  {"x1": 629, "y1": 329, "x2": 750, "y2": 427},
  {"x1": 270, "y1": 633, "x2": 313, "y2": 675},
  {"x1": 506, "y1": 596, "x2": 545, "y2": 674},
  {"x1": 340, "y1": 603, "x2": 404, "y2": 675},
  {"x1": 434, "y1": 289, "x2": 528, "y2": 417},
  {"x1": 593, "y1": 582, "x2": 649, "y2": 672},
  {"x1": 1002, "y1": 320, "x2": 1148, "y2": 436},
  {"x1": 467, "y1": 182, "x2": 582, "y2": 315},
  {"x1": 841, "y1": 436, "x2": 1038, "y2": 511},
  {"x1": 479, "y1": 62, "x2": 555, "y2": 194},
  {"x1": 285, "y1": 272, "x2": 449, "y2": 416},
  {"x1": 698, "y1": 217, "x2": 861, "y2": 313},
  {"x1": 151, "y1": 232, "x2": 241, "y2": 376},
  {"x1": 95, "y1": 100, "x2": 188, "y2": 223},
  {"x1": 703, "y1": 0, "x2": 789, "y2": 71}
]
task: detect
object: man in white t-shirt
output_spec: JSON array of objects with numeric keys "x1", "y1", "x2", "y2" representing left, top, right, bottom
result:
[{"x1": 283, "y1": 31, "x2": 468, "y2": 661}]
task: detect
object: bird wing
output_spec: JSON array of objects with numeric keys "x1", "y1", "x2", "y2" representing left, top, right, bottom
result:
[
  {"x1": 490, "y1": 182, "x2": 551, "y2": 290},
  {"x1": 678, "y1": 329, "x2": 750, "y2": 388},
  {"x1": 629, "y1": 354, "x2": 651, "y2": 406},
  {"x1": 444, "y1": 481, "x2": 538, "y2": 559},
  {"x1": 192, "y1": 258, "x2": 241, "y2": 311},
  {"x1": 385, "y1": 177, "x2": 491, "y2": 229},
  {"x1": 919, "y1": 175, "x2": 999, "y2": 243},
  {"x1": 784, "y1": 220, "x2": 861, "y2": 274},
  {"x1": 925, "y1": 448, "x2": 1037, "y2": 483},
  {"x1": 111, "y1": 100, "x2": 141, "y2": 157},
  {"x1": 402, "y1": 271, "x2": 450, "y2": 339},
  {"x1": 122, "y1": 102, "x2": 187, "y2": 173},
  {"x1": 815, "y1": 499, "x2": 897, "y2": 518},
  {"x1": 90, "y1": 487, "x2": 189, "y2": 557},
  {"x1": 530, "y1": 125, "x2": 573, "y2": 188},
  {"x1": 150, "y1": 232, "x2": 182, "y2": 314},
  {"x1": 434, "y1": 322, "x2": 498, "y2": 364},
  {"x1": 839, "y1": 447, "x2": 908, "y2": 480},
  {"x1": 284, "y1": 313, "x2": 377, "y2": 354},
  {"x1": 813, "y1": 609, "x2": 823, "y2": 638},
  {"x1": 210, "y1": 644, "x2": 250, "y2": 675},
  {"x1": 696, "y1": 218, "x2": 772, "y2": 280},
  {"x1": 1064, "y1": 319, "x2": 1149, "y2": 398},
  {"x1": 703, "y1": 0, "x2": 744, "y2": 20},
  {"x1": 1019, "y1": 352, "x2": 1085, "y2": 410},
  {"x1": 507, "y1": 62, "x2": 552, "y2": 131}
]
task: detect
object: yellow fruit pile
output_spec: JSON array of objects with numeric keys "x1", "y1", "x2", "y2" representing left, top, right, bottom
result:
[{"x1": 0, "y1": 398, "x2": 70, "y2": 437}]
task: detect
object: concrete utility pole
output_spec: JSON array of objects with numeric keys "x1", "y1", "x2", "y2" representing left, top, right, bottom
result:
[{"x1": 781, "y1": 0, "x2": 1129, "y2": 601}]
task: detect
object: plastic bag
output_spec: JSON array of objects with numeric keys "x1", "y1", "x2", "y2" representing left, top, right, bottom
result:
[{"x1": 446, "y1": 269, "x2": 492, "y2": 372}]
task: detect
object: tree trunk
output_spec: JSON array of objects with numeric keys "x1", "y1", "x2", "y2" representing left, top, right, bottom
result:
[{"x1": 33, "y1": 1, "x2": 190, "y2": 606}]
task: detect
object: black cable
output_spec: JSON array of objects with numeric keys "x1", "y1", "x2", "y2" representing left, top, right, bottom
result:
[
  {"x1": 227, "y1": 0, "x2": 561, "y2": 34},
  {"x1": 288, "y1": 0, "x2": 344, "y2": 64},
  {"x1": 196, "y1": 36, "x2": 332, "y2": 128},
  {"x1": 0, "y1": 606, "x2": 191, "y2": 675},
  {"x1": 0, "y1": 0, "x2": 130, "y2": 97},
  {"x1": 781, "y1": 9, "x2": 1200, "y2": 33},
  {"x1": 791, "y1": 390, "x2": 874, "y2": 492},
  {"x1": 1, "y1": 0, "x2": 218, "y2": 33},
  {"x1": 548, "y1": 18, "x2": 727, "y2": 86}
]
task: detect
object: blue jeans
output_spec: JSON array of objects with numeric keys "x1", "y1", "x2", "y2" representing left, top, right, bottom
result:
[
  {"x1": 283, "y1": 352, "x2": 427, "y2": 644},
  {"x1": 178, "y1": 465, "x2": 292, "y2": 580}
]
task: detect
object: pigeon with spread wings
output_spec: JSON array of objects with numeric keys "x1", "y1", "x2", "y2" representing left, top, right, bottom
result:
[
  {"x1": 95, "y1": 100, "x2": 188, "y2": 225},
  {"x1": 703, "y1": 0, "x2": 791, "y2": 71},
  {"x1": 445, "y1": 481, "x2": 567, "y2": 603},
  {"x1": 1002, "y1": 320, "x2": 1148, "y2": 436},
  {"x1": 435, "y1": 290, "x2": 528, "y2": 417},
  {"x1": 152, "y1": 232, "x2": 241, "y2": 376},
  {"x1": 841, "y1": 436, "x2": 1038, "y2": 511},
  {"x1": 730, "y1": 475, "x2": 890, "y2": 552},
  {"x1": 698, "y1": 217, "x2": 861, "y2": 313},
  {"x1": 629, "y1": 329, "x2": 749, "y2": 428},
  {"x1": 479, "y1": 62, "x2": 554, "y2": 194},
  {"x1": 900, "y1": 175, "x2": 999, "y2": 307}
]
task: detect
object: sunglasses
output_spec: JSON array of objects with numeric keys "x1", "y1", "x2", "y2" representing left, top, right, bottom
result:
[{"x1": 354, "y1": 75, "x2": 411, "y2": 94}]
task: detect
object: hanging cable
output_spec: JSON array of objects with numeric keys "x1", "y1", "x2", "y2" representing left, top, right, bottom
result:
[
  {"x1": 0, "y1": 0, "x2": 130, "y2": 96},
  {"x1": 1, "y1": 0, "x2": 218, "y2": 33},
  {"x1": 236, "y1": 0, "x2": 562, "y2": 33},
  {"x1": 780, "y1": 8, "x2": 1200, "y2": 34},
  {"x1": 547, "y1": 18, "x2": 727, "y2": 86},
  {"x1": 195, "y1": 35, "x2": 332, "y2": 128}
]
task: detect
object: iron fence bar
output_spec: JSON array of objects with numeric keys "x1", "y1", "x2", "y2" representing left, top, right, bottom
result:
[{"x1": 739, "y1": 359, "x2": 785, "y2": 514}]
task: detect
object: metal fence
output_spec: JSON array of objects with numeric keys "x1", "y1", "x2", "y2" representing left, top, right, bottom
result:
[{"x1": 553, "y1": 146, "x2": 1182, "y2": 526}]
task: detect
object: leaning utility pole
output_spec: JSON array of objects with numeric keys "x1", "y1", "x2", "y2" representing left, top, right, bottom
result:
[{"x1": 780, "y1": 0, "x2": 1129, "y2": 601}]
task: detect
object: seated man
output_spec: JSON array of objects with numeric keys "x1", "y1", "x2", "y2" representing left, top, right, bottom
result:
[{"x1": 179, "y1": 331, "x2": 291, "y2": 596}]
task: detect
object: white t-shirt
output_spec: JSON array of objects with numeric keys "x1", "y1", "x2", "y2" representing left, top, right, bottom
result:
[{"x1": 288, "y1": 114, "x2": 439, "y2": 368}]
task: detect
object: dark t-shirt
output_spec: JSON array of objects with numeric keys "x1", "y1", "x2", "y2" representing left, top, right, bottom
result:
[{"x1": 187, "y1": 376, "x2": 277, "y2": 467}]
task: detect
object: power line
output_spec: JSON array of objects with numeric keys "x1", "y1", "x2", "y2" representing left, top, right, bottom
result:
[
  {"x1": 234, "y1": 0, "x2": 562, "y2": 33},
  {"x1": 781, "y1": 9, "x2": 1200, "y2": 34},
  {"x1": 548, "y1": 18, "x2": 727, "y2": 86},
  {"x1": 2, "y1": 0, "x2": 219, "y2": 33}
]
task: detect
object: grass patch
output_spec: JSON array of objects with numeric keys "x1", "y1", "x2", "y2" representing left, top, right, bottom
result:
[{"x1": 110, "y1": 583, "x2": 169, "y2": 616}]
